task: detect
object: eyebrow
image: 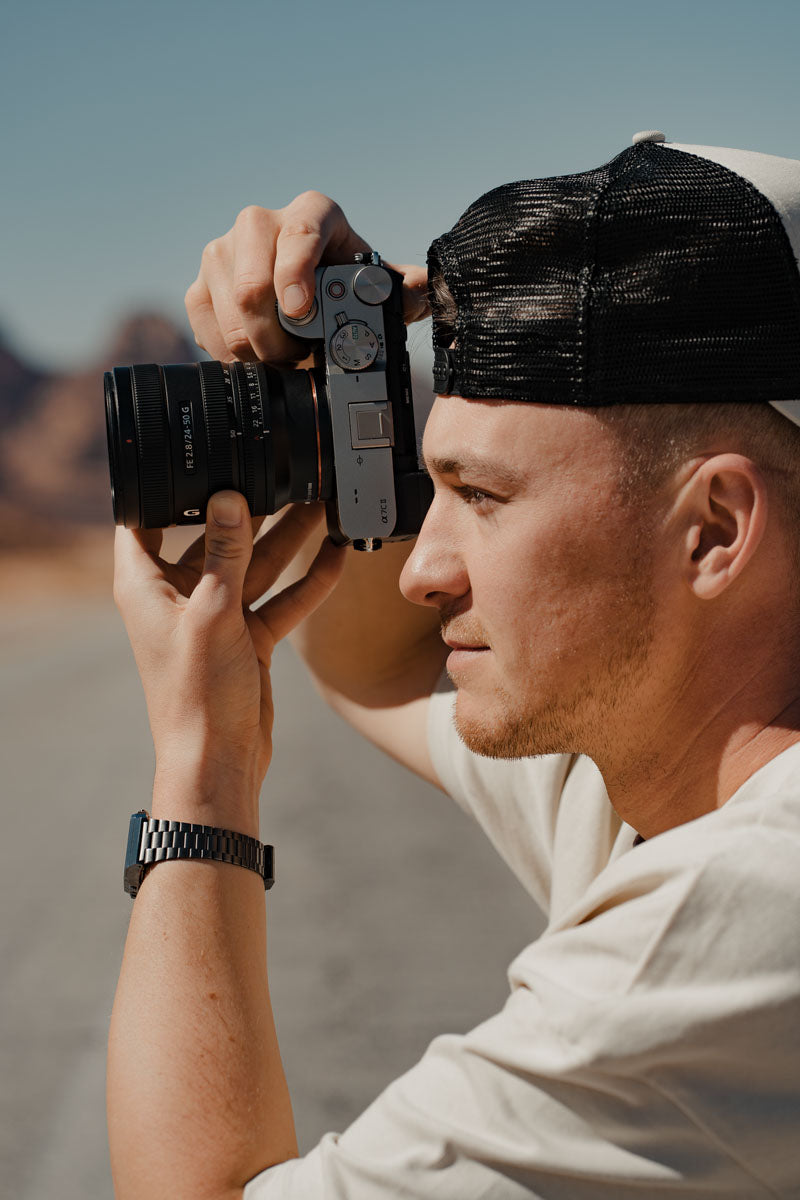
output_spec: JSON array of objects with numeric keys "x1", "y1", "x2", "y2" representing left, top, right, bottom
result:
[{"x1": 423, "y1": 453, "x2": 525, "y2": 491}]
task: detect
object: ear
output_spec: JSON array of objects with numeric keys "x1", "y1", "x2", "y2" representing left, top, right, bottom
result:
[{"x1": 682, "y1": 454, "x2": 768, "y2": 601}]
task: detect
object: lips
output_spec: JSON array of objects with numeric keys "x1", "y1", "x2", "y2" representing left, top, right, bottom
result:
[
  {"x1": 441, "y1": 620, "x2": 489, "y2": 651},
  {"x1": 442, "y1": 630, "x2": 491, "y2": 679},
  {"x1": 441, "y1": 622, "x2": 491, "y2": 679}
]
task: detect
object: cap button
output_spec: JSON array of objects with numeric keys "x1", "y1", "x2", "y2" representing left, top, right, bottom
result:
[{"x1": 632, "y1": 130, "x2": 667, "y2": 145}]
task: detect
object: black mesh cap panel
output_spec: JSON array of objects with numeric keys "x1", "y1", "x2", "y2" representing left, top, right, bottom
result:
[{"x1": 427, "y1": 142, "x2": 800, "y2": 406}]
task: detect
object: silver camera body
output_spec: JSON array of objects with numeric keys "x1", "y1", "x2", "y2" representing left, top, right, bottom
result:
[{"x1": 278, "y1": 253, "x2": 430, "y2": 550}]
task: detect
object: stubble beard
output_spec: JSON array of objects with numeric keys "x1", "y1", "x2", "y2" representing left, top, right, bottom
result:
[{"x1": 450, "y1": 578, "x2": 658, "y2": 763}]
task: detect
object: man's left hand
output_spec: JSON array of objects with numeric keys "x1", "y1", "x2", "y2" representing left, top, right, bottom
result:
[{"x1": 113, "y1": 493, "x2": 345, "y2": 819}]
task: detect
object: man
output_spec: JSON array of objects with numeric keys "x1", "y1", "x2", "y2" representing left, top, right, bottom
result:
[{"x1": 108, "y1": 132, "x2": 800, "y2": 1197}]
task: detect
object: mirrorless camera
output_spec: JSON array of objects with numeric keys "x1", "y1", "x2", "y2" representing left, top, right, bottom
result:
[{"x1": 103, "y1": 253, "x2": 432, "y2": 549}]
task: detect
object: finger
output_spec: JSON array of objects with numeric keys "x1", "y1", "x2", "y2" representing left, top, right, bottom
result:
[
  {"x1": 250, "y1": 537, "x2": 346, "y2": 648},
  {"x1": 177, "y1": 511, "x2": 272, "y2": 577},
  {"x1": 198, "y1": 235, "x2": 260, "y2": 362},
  {"x1": 133, "y1": 527, "x2": 164, "y2": 557},
  {"x1": 185, "y1": 273, "x2": 233, "y2": 361},
  {"x1": 191, "y1": 491, "x2": 254, "y2": 621},
  {"x1": 229, "y1": 206, "x2": 306, "y2": 363},
  {"x1": 176, "y1": 524, "x2": 208, "y2": 573},
  {"x1": 113, "y1": 526, "x2": 166, "y2": 604},
  {"x1": 242, "y1": 503, "x2": 326, "y2": 607},
  {"x1": 273, "y1": 191, "x2": 370, "y2": 319},
  {"x1": 388, "y1": 262, "x2": 431, "y2": 324}
]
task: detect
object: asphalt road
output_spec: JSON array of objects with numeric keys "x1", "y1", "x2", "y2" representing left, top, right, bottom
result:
[{"x1": 1, "y1": 596, "x2": 543, "y2": 1200}]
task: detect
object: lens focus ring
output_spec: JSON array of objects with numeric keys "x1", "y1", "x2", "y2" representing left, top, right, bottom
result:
[
  {"x1": 132, "y1": 365, "x2": 172, "y2": 527},
  {"x1": 200, "y1": 362, "x2": 236, "y2": 497}
]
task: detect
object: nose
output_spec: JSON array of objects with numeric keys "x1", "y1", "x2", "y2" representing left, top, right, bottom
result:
[{"x1": 399, "y1": 500, "x2": 469, "y2": 609}]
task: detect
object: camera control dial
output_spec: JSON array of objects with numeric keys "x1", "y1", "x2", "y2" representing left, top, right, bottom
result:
[
  {"x1": 330, "y1": 318, "x2": 379, "y2": 371},
  {"x1": 352, "y1": 264, "x2": 393, "y2": 306}
]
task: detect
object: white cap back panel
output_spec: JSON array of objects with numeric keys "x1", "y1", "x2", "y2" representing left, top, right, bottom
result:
[{"x1": 662, "y1": 142, "x2": 800, "y2": 269}]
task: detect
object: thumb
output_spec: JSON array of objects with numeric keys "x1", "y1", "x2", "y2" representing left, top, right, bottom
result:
[
  {"x1": 195, "y1": 491, "x2": 254, "y2": 614},
  {"x1": 385, "y1": 262, "x2": 430, "y2": 324}
]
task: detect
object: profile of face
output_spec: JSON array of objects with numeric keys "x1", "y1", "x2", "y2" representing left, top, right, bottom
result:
[{"x1": 399, "y1": 396, "x2": 664, "y2": 761}]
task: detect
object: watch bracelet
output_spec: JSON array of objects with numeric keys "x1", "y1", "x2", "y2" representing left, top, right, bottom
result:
[{"x1": 141, "y1": 817, "x2": 274, "y2": 889}]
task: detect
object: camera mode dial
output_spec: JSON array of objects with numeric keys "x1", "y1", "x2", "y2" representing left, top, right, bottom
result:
[{"x1": 330, "y1": 317, "x2": 379, "y2": 371}]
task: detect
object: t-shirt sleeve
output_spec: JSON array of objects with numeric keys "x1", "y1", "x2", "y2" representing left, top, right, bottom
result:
[{"x1": 244, "y1": 827, "x2": 799, "y2": 1198}]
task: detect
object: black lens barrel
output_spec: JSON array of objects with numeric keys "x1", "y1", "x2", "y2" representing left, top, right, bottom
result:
[
  {"x1": 104, "y1": 366, "x2": 139, "y2": 528},
  {"x1": 104, "y1": 360, "x2": 331, "y2": 529},
  {"x1": 133, "y1": 365, "x2": 172, "y2": 527}
]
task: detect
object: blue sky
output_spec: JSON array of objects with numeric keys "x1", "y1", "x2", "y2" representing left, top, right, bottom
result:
[{"x1": 3, "y1": 0, "x2": 799, "y2": 370}]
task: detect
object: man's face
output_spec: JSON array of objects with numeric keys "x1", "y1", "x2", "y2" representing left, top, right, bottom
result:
[{"x1": 399, "y1": 396, "x2": 661, "y2": 760}]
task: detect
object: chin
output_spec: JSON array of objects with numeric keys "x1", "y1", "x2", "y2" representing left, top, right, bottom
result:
[
  {"x1": 454, "y1": 691, "x2": 533, "y2": 759},
  {"x1": 453, "y1": 687, "x2": 583, "y2": 760}
]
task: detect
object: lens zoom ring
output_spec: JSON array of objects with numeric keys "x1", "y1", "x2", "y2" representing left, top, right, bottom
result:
[
  {"x1": 132, "y1": 365, "x2": 171, "y2": 527},
  {"x1": 235, "y1": 365, "x2": 260, "y2": 512},
  {"x1": 242, "y1": 408, "x2": 257, "y2": 509},
  {"x1": 200, "y1": 362, "x2": 235, "y2": 495}
]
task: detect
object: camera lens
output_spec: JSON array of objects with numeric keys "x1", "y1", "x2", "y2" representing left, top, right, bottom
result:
[{"x1": 104, "y1": 361, "x2": 333, "y2": 528}]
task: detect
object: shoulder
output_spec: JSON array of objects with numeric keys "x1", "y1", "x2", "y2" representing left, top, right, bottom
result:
[{"x1": 516, "y1": 795, "x2": 800, "y2": 1009}]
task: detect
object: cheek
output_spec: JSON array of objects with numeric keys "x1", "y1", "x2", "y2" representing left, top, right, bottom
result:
[{"x1": 477, "y1": 502, "x2": 636, "y2": 664}]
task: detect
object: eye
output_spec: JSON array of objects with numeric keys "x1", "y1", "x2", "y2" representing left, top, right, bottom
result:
[{"x1": 454, "y1": 485, "x2": 496, "y2": 509}]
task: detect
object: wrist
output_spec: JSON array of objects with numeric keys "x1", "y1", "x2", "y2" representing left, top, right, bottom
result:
[{"x1": 152, "y1": 754, "x2": 261, "y2": 838}]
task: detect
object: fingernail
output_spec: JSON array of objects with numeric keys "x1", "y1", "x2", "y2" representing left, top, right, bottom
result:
[
  {"x1": 283, "y1": 283, "x2": 307, "y2": 314},
  {"x1": 209, "y1": 494, "x2": 242, "y2": 527}
]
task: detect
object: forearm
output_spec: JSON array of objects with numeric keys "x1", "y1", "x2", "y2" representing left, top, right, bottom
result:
[
  {"x1": 274, "y1": 518, "x2": 441, "y2": 703},
  {"x1": 107, "y1": 767, "x2": 295, "y2": 1200}
]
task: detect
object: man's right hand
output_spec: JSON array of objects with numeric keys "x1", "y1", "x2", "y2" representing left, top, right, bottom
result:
[
  {"x1": 185, "y1": 192, "x2": 430, "y2": 365},
  {"x1": 184, "y1": 191, "x2": 445, "y2": 790}
]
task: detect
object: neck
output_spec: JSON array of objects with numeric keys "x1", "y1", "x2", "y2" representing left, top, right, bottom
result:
[{"x1": 594, "y1": 641, "x2": 800, "y2": 840}]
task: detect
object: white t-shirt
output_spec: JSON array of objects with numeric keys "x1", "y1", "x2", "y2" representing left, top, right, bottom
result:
[{"x1": 245, "y1": 683, "x2": 800, "y2": 1198}]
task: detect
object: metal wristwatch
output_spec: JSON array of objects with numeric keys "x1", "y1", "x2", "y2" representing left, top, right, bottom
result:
[{"x1": 124, "y1": 810, "x2": 274, "y2": 898}]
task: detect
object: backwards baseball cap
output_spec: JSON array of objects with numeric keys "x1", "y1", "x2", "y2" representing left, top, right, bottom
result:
[{"x1": 428, "y1": 132, "x2": 800, "y2": 428}]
